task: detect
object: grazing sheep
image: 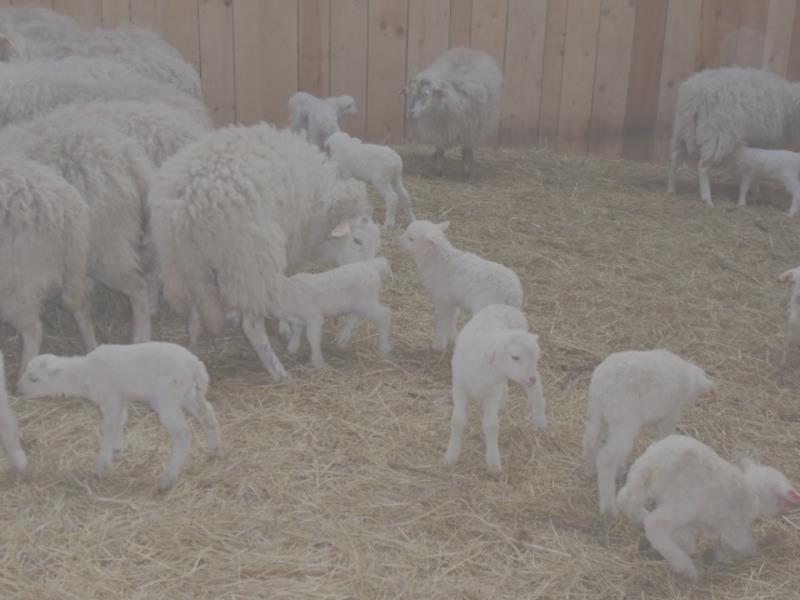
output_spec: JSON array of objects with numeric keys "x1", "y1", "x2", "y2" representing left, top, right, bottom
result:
[
  {"x1": 0, "y1": 156, "x2": 96, "y2": 376},
  {"x1": 582, "y1": 349, "x2": 717, "y2": 516},
  {"x1": 778, "y1": 266, "x2": 800, "y2": 345},
  {"x1": 667, "y1": 67, "x2": 800, "y2": 206},
  {"x1": 0, "y1": 351, "x2": 27, "y2": 472},
  {"x1": 325, "y1": 131, "x2": 415, "y2": 228},
  {"x1": 445, "y1": 304, "x2": 545, "y2": 472},
  {"x1": 397, "y1": 220, "x2": 523, "y2": 352},
  {"x1": 734, "y1": 146, "x2": 800, "y2": 216},
  {"x1": 405, "y1": 47, "x2": 503, "y2": 177},
  {"x1": 287, "y1": 92, "x2": 356, "y2": 137},
  {"x1": 149, "y1": 123, "x2": 374, "y2": 380},
  {"x1": 16, "y1": 343, "x2": 220, "y2": 491},
  {"x1": 617, "y1": 434, "x2": 800, "y2": 581},
  {"x1": 278, "y1": 257, "x2": 392, "y2": 367}
]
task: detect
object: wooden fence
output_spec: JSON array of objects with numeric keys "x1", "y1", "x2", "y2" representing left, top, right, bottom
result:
[{"x1": 8, "y1": 0, "x2": 800, "y2": 163}]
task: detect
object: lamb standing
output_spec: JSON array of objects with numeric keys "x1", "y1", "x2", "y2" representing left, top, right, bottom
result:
[
  {"x1": 617, "y1": 434, "x2": 800, "y2": 581},
  {"x1": 16, "y1": 343, "x2": 220, "y2": 491},
  {"x1": 582, "y1": 349, "x2": 717, "y2": 516},
  {"x1": 778, "y1": 266, "x2": 800, "y2": 345},
  {"x1": 287, "y1": 92, "x2": 356, "y2": 142},
  {"x1": 397, "y1": 220, "x2": 523, "y2": 351},
  {"x1": 445, "y1": 304, "x2": 545, "y2": 472},
  {"x1": 149, "y1": 123, "x2": 374, "y2": 380},
  {"x1": 325, "y1": 131, "x2": 415, "y2": 228},
  {"x1": 0, "y1": 351, "x2": 27, "y2": 472},
  {"x1": 734, "y1": 146, "x2": 800, "y2": 216},
  {"x1": 405, "y1": 47, "x2": 503, "y2": 178}
]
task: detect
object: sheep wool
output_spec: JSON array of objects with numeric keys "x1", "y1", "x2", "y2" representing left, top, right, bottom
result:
[{"x1": 734, "y1": 146, "x2": 800, "y2": 216}]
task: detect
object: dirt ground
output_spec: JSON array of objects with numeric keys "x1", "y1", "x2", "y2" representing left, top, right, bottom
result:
[{"x1": 1, "y1": 145, "x2": 799, "y2": 599}]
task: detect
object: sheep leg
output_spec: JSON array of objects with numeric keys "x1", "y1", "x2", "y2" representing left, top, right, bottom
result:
[
  {"x1": 481, "y1": 387, "x2": 505, "y2": 472},
  {"x1": 461, "y1": 147, "x2": 473, "y2": 179},
  {"x1": 61, "y1": 288, "x2": 97, "y2": 353},
  {"x1": 644, "y1": 508, "x2": 699, "y2": 580},
  {"x1": 667, "y1": 142, "x2": 683, "y2": 195},
  {"x1": 375, "y1": 180, "x2": 398, "y2": 228},
  {"x1": 17, "y1": 316, "x2": 43, "y2": 380},
  {"x1": 181, "y1": 388, "x2": 220, "y2": 456},
  {"x1": 526, "y1": 375, "x2": 547, "y2": 430},
  {"x1": 364, "y1": 303, "x2": 392, "y2": 355},
  {"x1": 673, "y1": 528, "x2": 698, "y2": 555},
  {"x1": 432, "y1": 299, "x2": 458, "y2": 352},
  {"x1": 128, "y1": 287, "x2": 152, "y2": 343},
  {"x1": 304, "y1": 314, "x2": 327, "y2": 368},
  {"x1": 434, "y1": 147, "x2": 445, "y2": 176},
  {"x1": 112, "y1": 404, "x2": 127, "y2": 459},
  {"x1": 698, "y1": 159, "x2": 713, "y2": 207},
  {"x1": 187, "y1": 305, "x2": 202, "y2": 353},
  {"x1": 287, "y1": 323, "x2": 304, "y2": 355},
  {"x1": 335, "y1": 315, "x2": 360, "y2": 348},
  {"x1": 241, "y1": 312, "x2": 288, "y2": 381},
  {"x1": 154, "y1": 401, "x2": 190, "y2": 491},
  {"x1": 782, "y1": 174, "x2": 800, "y2": 217},
  {"x1": 394, "y1": 177, "x2": 415, "y2": 222},
  {"x1": 94, "y1": 399, "x2": 125, "y2": 479},
  {"x1": 596, "y1": 427, "x2": 638, "y2": 516},
  {"x1": 0, "y1": 396, "x2": 27, "y2": 471},
  {"x1": 146, "y1": 271, "x2": 160, "y2": 316},
  {"x1": 738, "y1": 172, "x2": 752, "y2": 207},
  {"x1": 444, "y1": 386, "x2": 469, "y2": 466}
]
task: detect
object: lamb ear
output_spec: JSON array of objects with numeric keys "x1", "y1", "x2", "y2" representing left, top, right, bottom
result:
[
  {"x1": 779, "y1": 269, "x2": 796, "y2": 283},
  {"x1": 330, "y1": 221, "x2": 351, "y2": 238}
]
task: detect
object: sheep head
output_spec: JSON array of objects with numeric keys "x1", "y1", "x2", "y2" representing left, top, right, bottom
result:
[
  {"x1": 397, "y1": 219, "x2": 450, "y2": 259},
  {"x1": 488, "y1": 330, "x2": 541, "y2": 389},
  {"x1": 741, "y1": 459, "x2": 800, "y2": 518}
]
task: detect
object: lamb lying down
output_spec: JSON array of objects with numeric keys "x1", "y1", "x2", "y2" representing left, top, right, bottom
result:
[{"x1": 16, "y1": 342, "x2": 220, "y2": 490}]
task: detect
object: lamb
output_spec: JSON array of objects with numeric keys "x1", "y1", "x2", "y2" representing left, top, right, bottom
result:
[
  {"x1": 276, "y1": 257, "x2": 392, "y2": 367},
  {"x1": 397, "y1": 220, "x2": 523, "y2": 352},
  {"x1": 0, "y1": 351, "x2": 27, "y2": 472},
  {"x1": 149, "y1": 123, "x2": 374, "y2": 380},
  {"x1": 734, "y1": 146, "x2": 800, "y2": 216},
  {"x1": 325, "y1": 132, "x2": 415, "y2": 228},
  {"x1": 617, "y1": 434, "x2": 800, "y2": 581},
  {"x1": 444, "y1": 304, "x2": 545, "y2": 472},
  {"x1": 0, "y1": 156, "x2": 96, "y2": 376},
  {"x1": 582, "y1": 349, "x2": 717, "y2": 516},
  {"x1": 287, "y1": 91, "x2": 356, "y2": 139},
  {"x1": 778, "y1": 266, "x2": 800, "y2": 345},
  {"x1": 404, "y1": 47, "x2": 503, "y2": 178},
  {"x1": 667, "y1": 67, "x2": 800, "y2": 206},
  {"x1": 16, "y1": 343, "x2": 221, "y2": 491}
]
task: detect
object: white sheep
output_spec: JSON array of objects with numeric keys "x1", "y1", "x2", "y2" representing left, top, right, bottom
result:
[
  {"x1": 405, "y1": 47, "x2": 503, "y2": 178},
  {"x1": 325, "y1": 131, "x2": 415, "y2": 228},
  {"x1": 617, "y1": 434, "x2": 800, "y2": 581},
  {"x1": 668, "y1": 67, "x2": 800, "y2": 206},
  {"x1": 734, "y1": 146, "x2": 800, "y2": 216},
  {"x1": 287, "y1": 91, "x2": 356, "y2": 138},
  {"x1": 0, "y1": 6, "x2": 85, "y2": 59},
  {"x1": 444, "y1": 304, "x2": 545, "y2": 472},
  {"x1": 582, "y1": 349, "x2": 717, "y2": 516},
  {"x1": 0, "y1": 156, "x2": 96, "y2": 376},
  {"x1": 397, "y1": 220, "x2": 523, "y2": 352},
  {"x1": 0, "y1": 351, "x2": 27, "y2": 472},
  {"x1": 778, "y1": 266, "x2": 800, "y2": 345},
  {"x1": 149, "y1": 123, "x2": 374, "y2": 380},
  {"x1": 16, "y1": 343, "x2": 220, "y2": 491},
  {"x1": 277, "y1": 257, "x2": 392, "y2": 367}
]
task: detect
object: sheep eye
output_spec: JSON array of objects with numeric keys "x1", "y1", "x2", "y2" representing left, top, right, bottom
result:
[
  {"x1": 511, "y1": 356, "x2": 520, "y2": 361},
  {"x1": 353, "y1": 238, "x2": 363, "y2": 246}
]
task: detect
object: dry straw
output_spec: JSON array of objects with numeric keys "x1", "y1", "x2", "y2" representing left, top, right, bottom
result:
[{"x1": 1, "y1": 145, "x2": 799, "y2": 598}]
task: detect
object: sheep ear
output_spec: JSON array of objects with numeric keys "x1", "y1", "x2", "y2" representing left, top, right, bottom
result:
[
  {"x1": 437, "y1": 221, "x2": 450, "y2": 232},
  {"x1": 779, "y1": 269, "x2": 796, "y2": 283},
  {"x1": 785, "y1": 489, "x2": 800, "y2": 504},
  {"x1": 330, "y1": 222, "x2": 351, "y2": 238}
]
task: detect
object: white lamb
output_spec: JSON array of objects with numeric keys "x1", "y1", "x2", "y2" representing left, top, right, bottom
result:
[
  {"x1": 325, "y1": 131, "x2": 415, "y2": 228},
  {"x1": 668, "y1": 67, "x2": 800, "y2": 206},
  {"x1": 734, "y1": 146, "x2": 800, "y2": 216},
  {"x1": 0, "y1": 156, "x2": 96, "y2": 376},
  {"x1": 444, "y1": 304, "x2": 545, "y2": 472},
  {"x1": 276, "y1": 257, "x2": 392, "y2": 367},
  {"x1": 16, "y1": 343, "x2": 220, "y2": 491},
  {"x1": 582, "y1": 349, "x2": 717, "y2": 516},
  {"x1": 287, "y1": 91, "x2": 356, "y2": 139},
  {"x1": 149, "y1": 123, "x2": 374, "y2": 380},
  {"x1": 0, "y1": 351, "x2": 27, "y2": 472},
  {"x1": 405, "y1": 47, "x2": 503, "y2": 178},
  {"x1": 397, "y1": 220, "x2": 523, "y2": 352},
  {"x1": 778, "y1": 266, "x2": 800, "y2": 345},
  {"x1": 617, "y1": 434, "x2": 800, "y2": 581}
]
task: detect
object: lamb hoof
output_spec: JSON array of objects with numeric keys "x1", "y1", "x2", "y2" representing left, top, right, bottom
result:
[
  {"x1": 443, "y1": 449, "x2": 459, "y2": 466},
  {"x1": 93, "y1": 463, "x2": 110, "y2": 479},
  {"x1": 378, "y1": 343, "x2": 392, "y2": 356},
  {"x1": 12, "y1": 450, "x2": 27, "y2": 472},
  {"x1": 159, "y1": 475, "x2": 177, "y2": 492},
  {"x1": 485, "y1": 462, "x2": 502, "y2": 475},
  {"x1": 530, "y1": 413, "x2": 547, "y2": 430},
  {"x1": 674, "y1": 561, "x2": 699, "y2": 582}
]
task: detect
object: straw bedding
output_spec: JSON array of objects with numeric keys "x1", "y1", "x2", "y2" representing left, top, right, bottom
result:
[{"x1": 0, "y1": 145, "x2": 799, "y2": 599}]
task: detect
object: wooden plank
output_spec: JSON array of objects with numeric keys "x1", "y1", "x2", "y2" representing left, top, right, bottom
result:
[
  {"x1": 407, "y1": 0, "x2": 449, "y2": 77},
  {"x1": 199, "y1": 0, "x2": 235, "y2": 125},
  {"x1": 500, "y1": 0, "x2": 546, "y2": 146},
  {"x1": 588, "y1": 0, "x2": 637, "y2": 158},
  {"x1": 733, "y1": 1, "x2": 767, "y2": 67},
  {"x1": 762, "y1": 0, "x2": 797, "y2": 76},
  {"x1": 11, "y1": 0, "x2": 54, "y2": 8},
  {"x1": 556, "y1": 0, "x2": 601, "y2": 156},
  {"x1": 449, "y1": 0, "x2": 471, "y2": 48},
  {"x1": 130, "y1": 0, "x2": 158, "y2": 28},
  {"x1": 299, "y1": 0, "x2": 330, "y2": 98},
  {"x1": 330, "y1": 0, "x2": 368, "y2": 137},
  {"x1": 538, "y1": 0, "x2": 568, "y2": 149},
  {"x1": 101, "y1": 0, "x2": 130, "y2": 26},
  {"x1": 470, "y1": 0, "x2": 507, "y2": 146},
  {"x1": 652, "y1": 0, "x2": 703, "y2": 163},
  {"x1": 621, "y1": 0, "x2": 668, "y2": 161},
  {"x1": 158, "y1": 0, "x2": 200, "y2": 71},
  {"x1": 788, "y1": 0, "x2": 800, "y2": 81},
  {"x1": 365, "y1": 0, "x2": 407, "y2": 143},
  {"x1": 697, "y1": 0, "x2": 741, "y2": 69},
  {"x1": 53, "y1": 0, "x2": 101, "y2": 26}
]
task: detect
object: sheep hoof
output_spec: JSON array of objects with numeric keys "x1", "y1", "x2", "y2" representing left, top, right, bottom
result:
[
  {"x1": 530, "y1": 413, "x2": 547, "y2": 430},
  {"x1": 93, "y1": 464, "x2": 110, "y2": 479},
  {"x1": 486, "y1": 462, "x2": 502, "y2": 474},
  {"x1": 443, "y1": 449, "x2": 459, "y2": 466},
  {"x1": 159, "y1": 475, "x2": 177, "y2": 492}
]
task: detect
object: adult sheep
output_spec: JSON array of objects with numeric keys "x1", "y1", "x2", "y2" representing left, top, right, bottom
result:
[
  {"x1": 149, "y1": 123, "x2": 375, "y2": 380},
  {"x1": 667, "y1": 67, "x2": 800, "y2": 206},
  {"x1": 405, "y1": 47, "x2": 503, "y2": 178}
]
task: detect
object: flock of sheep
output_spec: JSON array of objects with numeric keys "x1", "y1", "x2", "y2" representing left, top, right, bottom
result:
[{"x1": 0, "y1": 5, "x2": 798, "y2": 585}]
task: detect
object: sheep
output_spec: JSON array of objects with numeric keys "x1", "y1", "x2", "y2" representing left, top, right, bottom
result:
[
  {"x1": 0, "y1": 6, "x2": 85, "y2": 59},
  {"x1": 667, "y1": 67, "x2": 800, "y2": 206},
  {"x1": 276, "y1": 257, "x2": 392, "y2": 367},
  {"x1": 397, "y1": 220, "x2": 523, "y2": 352},
  {"x1": 734, "y1": 146, "x2": 800, "y2": 216},
  {"x1": 287, "y1": 91, "x2": 356, "y2": 137},
  {"x1": 444, "y1": 304, "x2": 545, "y2": 473},
  {"x1": 325, "y1": 131, "x2": 415, "y2": 228},
  {"x1": 149, "y1": 122, "x2": 374, "y2": 380},
  {"x1": 617, "y1": 434, "x2": 800, "y2": 581},
  {"x1": 778, "y1": 266, "x2": 800, "y2": 345},
  {"x1": 16, "y1": 342, "x2": 220, "y2": 491},
  {"x1": 0, "y1": 351, "x2": 27, "y2": 472},
  {"x1": 582, "y1": 349, "x2": 717, "y2": 516},
  {"x1": 404, "y1": 47, "x2": 503, "y2": 178},
  {"x1": 0, "y1": 113, "x2": 154, "y2": 345},
  {"x1": 0, "y1": 155, "x2": 96, "y2": 377}
]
